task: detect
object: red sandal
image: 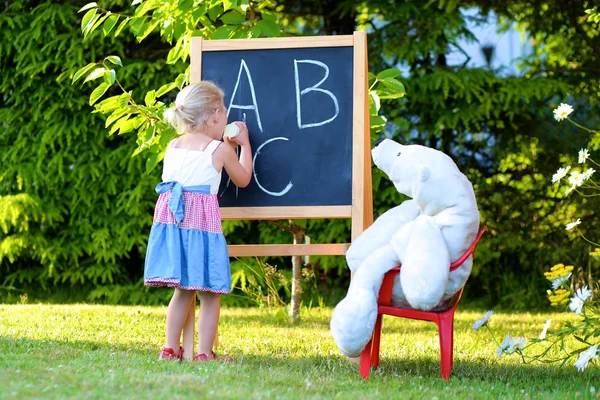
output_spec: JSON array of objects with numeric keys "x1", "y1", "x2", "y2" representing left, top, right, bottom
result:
[
  {"x1": 193, "y1": 351, "x2": 233, "y2": 363},
  {"x1": 158, "y1": 346, "x2": 184, "y2": 360}
]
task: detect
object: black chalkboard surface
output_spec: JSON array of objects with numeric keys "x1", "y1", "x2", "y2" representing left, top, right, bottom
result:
[{"x1": 201, "y1": 47, "x2": 354, "y2": 208}]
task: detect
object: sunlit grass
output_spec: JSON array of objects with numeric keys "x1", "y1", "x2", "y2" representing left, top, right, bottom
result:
[{"x1": 1, "y1": 305, "x2": 599, "y2": 399}]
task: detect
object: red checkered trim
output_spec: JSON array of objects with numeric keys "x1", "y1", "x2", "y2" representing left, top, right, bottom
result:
[
  {"x1": 145, "y1": 278, "x2": 230, "y2": 294},
  {"x1": 153, "y1": 191, "x2": 223, "y2": 233}
]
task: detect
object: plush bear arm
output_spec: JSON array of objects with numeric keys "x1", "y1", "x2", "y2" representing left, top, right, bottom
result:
[{"x1": 345, "y1": 200, "x2": 420, "y2": 273}]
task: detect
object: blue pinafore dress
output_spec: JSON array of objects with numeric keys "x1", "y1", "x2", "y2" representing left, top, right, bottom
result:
[{"x1": 144, "y1": 139, "x2": 230, "y2": 293}]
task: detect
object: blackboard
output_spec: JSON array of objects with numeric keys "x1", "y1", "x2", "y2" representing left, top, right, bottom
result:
[
  {"x1": 201, "y1": 47, "x2": 354, "y2": 208},
  {"x1": 191, "y1": 34, "x2": 372, "y2": 257}
]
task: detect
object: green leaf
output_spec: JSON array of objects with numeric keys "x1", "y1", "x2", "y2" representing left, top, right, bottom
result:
[
  {"x1": 376, "y1": 68, "x2": 402, "y2": 80},
  {"x1": 177, "y1": 0, "x2": 194, "y2": 13},
  {"x1": 370, "y1": 115, "x2": 387, "y2": 127},
  {"x1": 249, "y1": 25, "x2": 262, "y2": 38},
  {"x1": 129, "y1": 17, "x2": 145, "y2": 36},
  {"x1": 208, "y1": 5, "x2": 224, "y2": 21},
  {"x1": 105, "y1": 56, "x2": 122, "y2": 67},
  {"x1": 138, "y1": 20, "x2": 160, "y2": 41},
  {"x1": 95, "y1": 94, "x2": 123, "y2": 113},
  {"x1": 230, "y1": 26, "x2": 249, "y2": 39},
  {"x1": 81, "y1": 9, "x2": 97, "y2": 33},
  {"x1": 255, "y1": 20, "x2": 280, "y2": 37},
  {"x1": 109, "y1": 115, "x2": 132, "y2": 134},
  {"x1": 88, "y1": 13, "x2": 110, "y2": 37},
  {"x1": 213, "y1": 25, "x2": 235, "y2": 39},
  {"x1": 173, "y1": 21, "x2": 186, "y2": 39},
  {"x1": 222, "y1": 0, "x2": 237, "y2": 11},
  {"x1": 156, "y1": 82, "x2": 177, "y2": 97},
  {"x1": 118, "y1": 116, "x2": 145, "y2": 135},
  {"x1": 175, "y1": 72, "x2": 187, "y2": 88},
  {"x1": 114, "y1": 18, "x2": 130, "y2": 37},
  {"x1": 220, "y1": 10, "x2": 246, "y2": 24},
  {"x1": 105, "y1": 69, "x2": 116, "y2": 84},
  {"x1": 102, "y1": 14, "x2": 119, "y2": 36},
  {"x1": 89, "y1": 82, "x2": 111, "y2": 106},
  {"x1": 106, "y1": 109, "x2": 130, "y2": 128},
  {"x1": 379, "y1": 77, "x2": 406, "y2": 97},
  {"x1": 146, "y1": 152, "x2": 159, "y2": 173},
  {"x1": 78, "y1": 2, "x2": 98, "y2": 13},
  {"x1": 72, "y1": 62, "x2": 97, "y2": 84},
  {"x1": 377, "y1": 88, "x2": 405, "y2": 99},
  {"x1": 83, "y1": 68, "x2": 107, "y2": 83},
  {"x1": 139, "y1": 124, "x2": 156, "y2": 142},
  {"x1": 261, "y1": 10, "x2": 277, "y2": 22},
  {"x1": 369, "y1": 91, "x2": 380, "y2": 115},
  {"x1": 144, "y1": 90, "x2": 156, "y2": 106},
  {"x1": 131, "y1": 146, "x2": 145, "y2": 158}
]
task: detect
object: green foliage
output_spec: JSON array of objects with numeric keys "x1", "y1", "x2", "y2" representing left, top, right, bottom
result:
[
  {"x1": 0, "y1": 0, "x2": 178, "y2": 302},
  {"x1": 3, "y1": 0, "x2": 600, "y2": 310},
  {"x1": 74, "y1": 0, "x2": 283, "y2": 163}
]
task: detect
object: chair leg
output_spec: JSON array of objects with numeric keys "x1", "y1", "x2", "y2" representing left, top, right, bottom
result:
[
  {"x1": 360, "y1": 338, "x2": 373, "y2": 379},
  {"x1": 437, "y1": 312, "x2": 455, "y2": 380},
  {"x1": 371, "y1": 314, "x2": 383, "y2": 368}
]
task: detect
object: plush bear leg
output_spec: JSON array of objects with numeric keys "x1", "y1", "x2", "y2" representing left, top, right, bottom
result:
[
  {"x1": 392, "y1": 216, "x2": 450, "y2": 311},
  {"x1": 331, "y1": 245, "x2": 400, "y2": 357}
]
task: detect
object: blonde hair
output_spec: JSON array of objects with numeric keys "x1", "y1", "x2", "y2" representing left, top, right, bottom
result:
[{"x1": 163, "y1": 81, "x2": 225, "y2": 135}]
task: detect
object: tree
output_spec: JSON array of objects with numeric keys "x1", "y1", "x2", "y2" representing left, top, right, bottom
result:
[{"x1": 0, "y1": 0, "x2": 178, "y2": 304}]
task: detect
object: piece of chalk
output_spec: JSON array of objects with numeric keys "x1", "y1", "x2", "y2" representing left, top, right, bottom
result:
[{"x1": 224, "y1": 123, "x2": 240, "y2": 138}]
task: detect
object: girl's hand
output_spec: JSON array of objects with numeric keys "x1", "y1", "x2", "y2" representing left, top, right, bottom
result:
[{"x1": 229, "y1": 121, "x2": 249, "y2": 146}]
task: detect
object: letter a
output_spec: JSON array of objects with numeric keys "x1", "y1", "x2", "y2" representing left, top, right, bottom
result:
[
  {"x1": 294, "y1": 59, "x2": 340, "y2": 129},
  {"x1": 228, "y1": 59, "x2": 263, "y2": 132}
]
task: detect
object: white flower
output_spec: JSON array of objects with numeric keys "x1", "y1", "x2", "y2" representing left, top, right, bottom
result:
[
  {"x1": 553, "y1": 103, "x2": 574, "y2": 121},
  {"x1": 568, "y1": 171, "x2": 585, "y2": 188},
  {"x1": 497, "y1": 334, "x2": 512, "y2": 357},
  {"x1": 569, "y1": 286, "x2": 592, "y2": 315},
  {"x1": 552, "y1": 166, "x2": 571, "y2": 183},
  {"x1": 507, "y1": 337, "x2": 527, "y2": 353},
  {"x1": 472, "y1": 310, "x2": 493, "y2": 332},
  {"x1": 552, "y1": 273, "x2": 572, "y2": 289},
  {"x1": 565, "y1": 186, "x2": 575, "y2": 195},
  {"x1": 578, "y1": 149, "x2": 590, "y2": 164},
  {"x1": 583, "y1": 168, "x2": 595, "y2": 180},
  {"x1": 565, "y1": 218, "x2": 581, "y2": 231},
  {"x1": 576, "y1": 286, "x2": 592, "y2": 302},
  {"x1": 539, "y1": 319, "x2": 552, "y2": 339},
  {"x1": 574, "y1": 345, "x2": 598, "y2": 372},
  {"x1": 570, "y1": 297, "x2": 585, "y2": 315}
]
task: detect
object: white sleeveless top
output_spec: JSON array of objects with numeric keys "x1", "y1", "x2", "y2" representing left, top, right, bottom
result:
[{"x1": 161, "y1": 139, "x2": 222, "y2": 194}]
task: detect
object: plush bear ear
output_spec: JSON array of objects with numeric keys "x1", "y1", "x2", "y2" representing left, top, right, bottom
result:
[{"x1": 418, "y1": 166, "x2": 430, "y2": 182}]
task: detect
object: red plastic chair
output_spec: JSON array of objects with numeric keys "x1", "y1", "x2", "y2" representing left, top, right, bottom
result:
[{"x1": 359, "y1": 226, "x2": 487, "y2": 380}]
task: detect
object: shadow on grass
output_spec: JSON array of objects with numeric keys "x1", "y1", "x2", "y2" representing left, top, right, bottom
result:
[{"x1": 222, "y1": 313, "x2": 449, "y2": 336}]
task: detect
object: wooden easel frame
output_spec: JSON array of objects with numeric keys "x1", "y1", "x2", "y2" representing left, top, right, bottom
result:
[
  {"x1": 190, "y1": 32, "x2": 373, "y2": 256},
  {"x1": 182, "y1": 33, "x2": 372, "y2": 358}
]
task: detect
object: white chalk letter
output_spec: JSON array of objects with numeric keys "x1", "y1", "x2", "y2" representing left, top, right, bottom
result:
[
  {"x1": 294, "y1": 59, "x2": 339, "y2": 129},
  {"x1": 253, "y1": 137, "x2": 293, "y2": 197},
  {"x1": 228, "y1": 59, "x2": 263, "y2": 132}
]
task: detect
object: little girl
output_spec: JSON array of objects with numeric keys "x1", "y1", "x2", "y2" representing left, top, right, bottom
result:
[{"x1": 144, "y1": 81, "x2": 252, "y2": 361}]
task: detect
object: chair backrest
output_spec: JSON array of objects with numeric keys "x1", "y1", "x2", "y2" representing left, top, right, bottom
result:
[{"x1": 449, "y1": 226, "x2": 487, "y2": 272}]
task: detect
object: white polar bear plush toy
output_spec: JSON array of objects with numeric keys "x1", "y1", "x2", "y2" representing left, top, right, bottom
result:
[{"x1": 330, "y1": 139, "x2": 480, "y2": 357}]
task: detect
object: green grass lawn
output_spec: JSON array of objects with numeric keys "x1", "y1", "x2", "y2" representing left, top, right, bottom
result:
[{"x1": 1, "y1": 304, "x2": 599, "y2": 399}]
